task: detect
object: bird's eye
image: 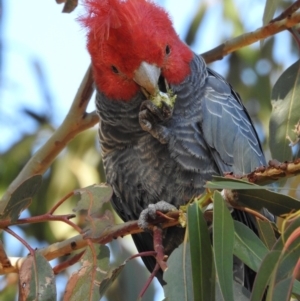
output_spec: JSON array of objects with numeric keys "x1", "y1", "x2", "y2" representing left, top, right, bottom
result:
[
  {"x1": 111, "y1": 65, "x2": 119, "y2": 74},
  {"x1": 165, "y1": 45, "x2": 171, "y2": 55}
]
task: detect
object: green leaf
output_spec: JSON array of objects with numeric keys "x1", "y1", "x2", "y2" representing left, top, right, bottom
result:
[
  {"x1": 187, "y1": 202, "x2": 215, "y2": 301},
  {"x1": 19, "y1": 252, "x2": 56, "y2": 301},
  {"x1": 273, "y1": 216, "x2": 300, "y2": 251},
  {"x1": 262, "y1": 0, "x2": 280, "y2": 25},
  {"x1": 269, "y1": 60, "x2": 300, "y2": 161},
  {"x1": 206, "y1": 177, "x2": 300, "y2": 216},
  {"x1": 205, "y1": 176, "x2": 269, "y2": 190},
  {"x1": 164, "y1": 241, "x2": 194, "y2": 301},
  {"x1": 64, "y1": 244, "x2": 113, "y2": 301},
  {"x1": 250, "y1": 251, "x2": 281, "y2": 301},
  {"x1": 271, "y1": 277, "x2": 295, "y2": 301},
  {"x1": 232, "y1": 189, "x2": 300, "y2": 216},
  {"x1": 267, "y1": 224, "x2": 300, "y2": 300},
  {"x1": 73, "y1": 184, "x2": 115, "y2": 239},
  {"x1": 275, "y1": 247, "x2": 300, "y2": 283},
  {"x1": 213, "y1": 191, "x2": 234, "y2": 301},
  {"x1": 0, "y1": 175, "x2": 42, "y2": 222},
  {"x1": 257, "y1": 219, "x2": 277, "y2": 249},
  {"x1": 82, "y1": 210, "x2": 115, "y2": 240},
  {"x1": 99, "y1": 262, "x2": 125, "y2": 297},
  {"x1": 73, "y1": 183, "x2": 113, "y2": 215},
  {"x1": 233, "y1": 221, "x2": 268, "y2": 272}
]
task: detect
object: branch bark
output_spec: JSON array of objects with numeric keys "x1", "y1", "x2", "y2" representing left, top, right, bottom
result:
[
  {"x1": 0, "y1": 211, "x2": 181, "y2": 274},
  {"x1": 202, "y1": 11, "x2": 300, "y2": 63},
  {"x1": 0, "y1": 65, "x2": 98, "y2": 207}
]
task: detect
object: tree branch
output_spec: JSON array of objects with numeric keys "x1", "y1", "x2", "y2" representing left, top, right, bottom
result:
[
  {"x1": 0, "y1": 65, "x2": 98, "y2": 206},
  {"x1": 245, "y1": 158, "x2": 300, "y2": 184},
  {"x1": 202, "y1": 11, "x2": 300, "y2": 63},
  {"x1": 0, "y1": 211, "x2": 180, "y2": 274}
]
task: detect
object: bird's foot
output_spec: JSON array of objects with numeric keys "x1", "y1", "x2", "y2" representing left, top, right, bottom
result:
[
  {"x1": 138, "y1": 200, "x2": 177, "y2": 230},
  {"x1": 139, "y1": 100, "x2": 172, "y2": 144}
]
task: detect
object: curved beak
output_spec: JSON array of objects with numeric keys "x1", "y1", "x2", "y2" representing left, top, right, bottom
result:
[{"x1": 133, "y1": 61, "x2": 161, "y2": 96}]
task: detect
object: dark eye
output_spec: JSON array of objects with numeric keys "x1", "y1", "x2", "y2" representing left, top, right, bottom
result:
[
  {"x1": 165, "y1": 45, "x2": 171, "y2": 55},
  {"x1": 111, "y1": 65, "x2": 119, "y2": 74}
]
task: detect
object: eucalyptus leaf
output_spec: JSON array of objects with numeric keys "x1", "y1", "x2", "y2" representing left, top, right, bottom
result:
[
  {"x1": 0, "y1": 175, "x2": 42, "y2": 223},
  {"x1": 206, "y1": 177, "x2": 300, "y2": 215},
  {"x1": 250, "y1": 251, "x2": 281, "y2": 301},
  {"x1": 164, "y1": 241, "x2": 193, "y2": 301},
  {"x1": 233, "y1": 221, "x2": 268, "y2": 272},
  {"x1": 262, "y1": 0, "x2": 279, "y2": 25},
  {"x1": 187, "y1": 202, "x2": 214, "y2": 301},
  {"x1": 257, "y1": 219, "x2": 277, "y2": 250},
  {"x1": 213, "y1": 191, "x2": 234, "y2": 301},
  {"x1": 64, "y1": 244, "x2": 112, "y2": 301},
  {"x1": 269, "y1": 60, "x2": 300, "y2": 162},
  {"x1": 19, "y1": 252, "x2": 56, "y2": 301}
]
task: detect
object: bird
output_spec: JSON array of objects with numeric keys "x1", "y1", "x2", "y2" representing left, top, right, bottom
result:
[{"x1": 80, "y1": 0, "x2": 272, "y2": 290}]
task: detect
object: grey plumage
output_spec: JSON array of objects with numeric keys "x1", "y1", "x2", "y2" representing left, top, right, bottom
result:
[{"x1": 96, "y1": 54, "x2": 267, "y2": 287}]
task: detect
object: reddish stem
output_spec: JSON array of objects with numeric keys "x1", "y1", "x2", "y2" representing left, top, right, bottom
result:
[
  {"x1": 49, "y1": 191, "x2": 75, "y2": 214},
  {"x1": 5, "y1": 227, "x2": 34, "y2": 255},
  {"x1": 153, "y1": 226, "x2": 168, "y2": 271},
  {"x1": 156, "y1": 210, "x2": 176, "y2": 221},
  {"x1": 0, "y1": 213, "x2": 81, "y2": 232},
  {"x1": 138, "y1": 263, "x2": 161, "y2": 300},
  {"x1": 129, "y1": 251, "x2": 157, "y2": 260},
  {"x1": 53, "y1": 251, "x2": 85, "y2": 274}
]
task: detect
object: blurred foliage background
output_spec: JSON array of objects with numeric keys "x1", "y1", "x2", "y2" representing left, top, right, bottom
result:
[{"x1": 0, "y1": 0, "x2": 300, "y2": 300}]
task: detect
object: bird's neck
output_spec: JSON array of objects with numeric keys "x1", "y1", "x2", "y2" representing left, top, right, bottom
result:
[{"x1": 96, "y1": 91, "x2": 145, "y2": 153}]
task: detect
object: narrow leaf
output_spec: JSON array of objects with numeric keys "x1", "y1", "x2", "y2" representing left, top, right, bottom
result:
[
  {"x1": 257, "y1": 219, "x2": 277, "y2": 249},
  {"x1": 234, "y1": 189, "x2": 300, "y2": 216},
  {"x1": 273, "y1": 216, "x2": 300, "y2": 251},
  {"x1": 233, "y1": 221, "x2": 268, "y2": 272},
  {"x1": 187, "y1": 202, "x2": 214, "y2": 301},
  {"x1": 267, "y1": 226, "x2": 300, "y2": 300},
  {"x1": 250, "y1": 251, "x2": 281, "y2": 301},
  {"x1": 271, "y1": 277, "x2": 295, "y2": 301},
  {"x1": 213, "y1": 191, "x2": 234, "y2": 301},
  {"x1": 164, "y1": 241, "x2": 193, "y2": 301},
  {"x1": 269, "y1": 60, "x2": 300, "y2": 161},
  {"x1": 206, "y1": 177, "x2": 300, "y2": 215},
  {"x1": 262, "y1": 0, "x2": 280, "y2": 25}
]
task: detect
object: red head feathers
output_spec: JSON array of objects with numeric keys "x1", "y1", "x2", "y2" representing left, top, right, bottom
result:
[{"x1": 80, "y1": 0, "x2": 193, "y2": 101}]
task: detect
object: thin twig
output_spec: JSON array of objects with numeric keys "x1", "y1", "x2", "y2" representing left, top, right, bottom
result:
[
  {"x1": 202, "y1": 11, "x2": 300, "y2": 63},
  {"x1": 53, "y1": 251, "x2": 85, "y2": 274},
  {"x1": 5, "y1": 228, "x2": 34, "y2": 255},
  {"x1": 0, "y1": 213, "x2": 76, "y2": 228},
  {"x1": 49, "y1": 191, "x2": 75, "y2": 214}
]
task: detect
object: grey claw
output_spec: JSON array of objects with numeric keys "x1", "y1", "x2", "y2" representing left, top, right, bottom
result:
[{"x1": 138, "y1": 201, "x2": 177, "y2": 230}]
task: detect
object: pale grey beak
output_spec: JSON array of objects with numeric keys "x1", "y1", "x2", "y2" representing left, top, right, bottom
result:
[{"x1": 133, "y1": 61, "x2": 161, "y2": 96}]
